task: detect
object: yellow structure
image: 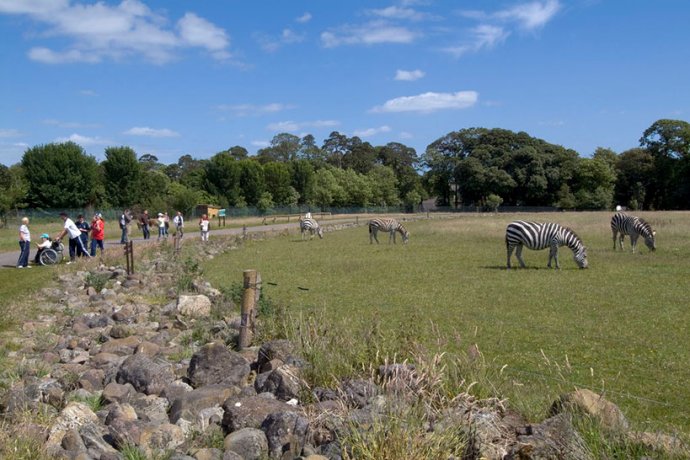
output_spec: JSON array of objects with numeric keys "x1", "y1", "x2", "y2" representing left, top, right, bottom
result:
[{"x1": 195, "y1": 204, "x2": 221, "y2": 219}]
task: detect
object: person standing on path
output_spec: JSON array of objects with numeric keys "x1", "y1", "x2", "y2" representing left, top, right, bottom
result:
[
  {"x1": 140, "y1": 210, "x2": 151, "y2": 240},
  {"x1": 56, "y1": 212, "x2": 91, "y2": 264},
  {"x1": 173, "y1": 211, "x2": 184, "y2": 238},
  {"x1": 17, "y1": 216, "x2": 31, "y2": 268},
  {"x1": 157, "y1": 213, "x2": 166, "y2": 241},
  {"x1": 119, "y1": 209, "x2": 132, "y2": 244},
  {"x1": 199, "y1": 214, "x2": 210, "y2": 242},
  {"x1": 76, "y1": 214, "x2": 91, "y2": 258},
  {"x1": 90, "y1": 213, "x2": 105, "y2": 256}
]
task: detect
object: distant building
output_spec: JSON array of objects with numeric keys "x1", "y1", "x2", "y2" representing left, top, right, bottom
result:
[{"x1": 195, "y1": 204, "x2": 221, "y2": 219}]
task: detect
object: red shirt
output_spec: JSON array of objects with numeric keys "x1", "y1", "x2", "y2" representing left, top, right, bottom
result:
[{"x1": 91, "y1": 219, "x2": 104, "y2": 240}]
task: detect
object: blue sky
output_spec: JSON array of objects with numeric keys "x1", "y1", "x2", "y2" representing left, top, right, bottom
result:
[{"x1": 1, "y1": 0, "x2": 689, "y2": 167}]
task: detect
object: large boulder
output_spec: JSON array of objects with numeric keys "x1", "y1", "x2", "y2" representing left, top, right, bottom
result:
[
  {"x1": 177, "y1": 294, "x2": 212, "y2": 317},
  {"x1": 261, "y1": 411, "x2": 310, "y2": 459},
  {"x1": 224, "y1": 427, "x2": 269, "y2": 460},
  {"x1": 550, "y1": 389, "x2": 629, "y2": 433},
  {"x1": 187, "y1": 342, "x2": 251, "y2": 388},
  {"x1": 222, "y1": 394, "x2": 299, "y2": 433},
  {"x1": 116, "y1": 354, "x2": 176, "y2": 396},
  {"x1": 508, "y1": 412, "x2": 594, "y2": 460}
]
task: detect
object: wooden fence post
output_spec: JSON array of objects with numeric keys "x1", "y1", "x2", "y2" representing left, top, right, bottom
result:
[
  {"x1": 124, "y1": 241, "x2": 134, "y2": 275},
  {"x1": 239, "y1": 269, "x2": 258, "y2": 349}
]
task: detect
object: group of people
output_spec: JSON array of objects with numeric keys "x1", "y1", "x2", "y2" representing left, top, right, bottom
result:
[
  {"x1": 17, "y1": 209, "x2": 212, "y2": 268},
  {"x1": 16, "y1": 212, "x2": 105, "y2": 268}
]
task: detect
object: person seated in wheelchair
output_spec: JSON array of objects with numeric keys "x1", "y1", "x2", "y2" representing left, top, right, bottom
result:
[{"x1": 33, "y1": 233, "x2": 52, "y2": 264}]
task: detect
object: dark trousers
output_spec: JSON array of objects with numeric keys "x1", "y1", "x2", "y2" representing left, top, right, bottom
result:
[
  {"x1": 69, "y1": 236, "x2": 90, "y2": 261},
  {"x1": 142, "y1": 223, "x2": 150, "y2": 239}
]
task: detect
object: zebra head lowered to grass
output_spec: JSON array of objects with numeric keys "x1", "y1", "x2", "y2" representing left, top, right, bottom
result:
[
  {"x1": 610, "y1": 212, "x2": 656, "y2": 253},
  {"x1": 505, "y1": 221, "x2": 588, "y2": 269},
  {"x1": 368, "y1": 218, "x2": 409, "y2": 244},
  {"x1": 299, "y1": 217, "x2": 323, "y2": 240}
]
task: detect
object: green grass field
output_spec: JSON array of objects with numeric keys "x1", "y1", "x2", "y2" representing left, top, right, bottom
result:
[{"x1": 204, "y1": 211, "x2": 690, "y2": 435}]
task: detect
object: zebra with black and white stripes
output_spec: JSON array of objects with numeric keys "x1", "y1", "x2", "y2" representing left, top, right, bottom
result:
[
  {"x1": 610, "y1": 212, "x2": 656, "y2": 253},
  {"x1": 299, "y1": 217, "x2": 323, "y2": 240},
  {"x1": 368, "y1": 218, "x2": 409, "y2": 244},
  {"x1": 506, "y1": 221, "x2": 588, "y2": 269}
]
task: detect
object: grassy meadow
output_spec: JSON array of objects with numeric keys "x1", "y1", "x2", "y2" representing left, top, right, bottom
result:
[{"x1": 204, "y1": 211, "x2": 690, "y2": 435}]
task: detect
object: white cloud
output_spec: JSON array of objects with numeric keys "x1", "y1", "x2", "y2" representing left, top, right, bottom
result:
[
  {"x1": 0, "y1": 128, "x2": 22, "y2": 138},
  {"x1": 371, "y1": 91, "x2": 478, "y2": 113},
  {"x1": 124, "y1": 127, "x2": 180, "y2": 138},
  {"x1": 55, "y1": 133, "x2": 109, "y2": 146},
  {"x1": 43, "y1": 119, "x2": 100, "y2": 129},
  {"x1": 255, "y1": 28, "x2": 305, "y2": 52},
  {"x1": 496, "y1": 0, "x2": 561, "y2": 30},
  {"x1": 395, "y1": 69, "x2": 425, "y2": 81},
  {"x1": 216, "y1": 103, "x2": 293, "y2": 116},
  {"x1": 399, "y1": 131, "x2": 413, "y2": 139},
  {"x1": 251, "y1": 140, "x2": 270, "y2": 148},
  {"x1": 1, "y1": 0, "x2": 231, "y2": 64},
  {"x1": 353, "y1": 125, "x2": 391, "y2": 137},
  {"x1": 177, "y1": 12, "x2": 230, "y2": 60},
  {"x1": 80, "y1": 89, "x2": 98, "y2": 97},
  {"x1": 442, "y1": 24, "x2": 509, "y2": 58},
  {"x1": 366, "y1": 6, "x2": 431, "y2": 21},
  {"x1": 321, "y1": 21, "x2": 418, "y2": 47},
  {"x1": 296, "y1": 12, "x2": 312, "y2": 23},
  {"x1": 266, "y1": 120, "x2": 339, "y2": 132}
]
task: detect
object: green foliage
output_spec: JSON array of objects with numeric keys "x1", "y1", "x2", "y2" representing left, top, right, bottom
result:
[
  {"x1": 176, "y1": 257, "x2": 202, "y2": 293},
  {"x1": 21, "y1": 142, "x2": 102, "y2": 208},
  {"x1": 85, "y1": 272, "x2": 110, "y2": 292},
  {"x1": 102, "y1": 146, "x2": 142, "y2": 207}
]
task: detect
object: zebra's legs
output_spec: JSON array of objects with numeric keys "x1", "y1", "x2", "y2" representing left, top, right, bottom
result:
[
  {"x1": 370, "y1": 228, "x2": 379, "y2": 244},
  {"x1": 389, "y1": 230, "x2": 396, "y2": 244},
  {"x1": 630, "y1": 234, "x2": 638, "y2": 253},
  {"x1": 515, "y1": 245, "x2": 527, "y2": 268},
  {"x1": 612, "y1": 230, "x2": 618, "y2": 250},
  {"x1": 618, "y1": 234, "x2": 625, "y2": 251},
  {"x1": 548, "y1": 245, "x2": 560, "y2": 269},
  {"x1": 506, "y1": 244, "x2": 515, "y2": 269}
]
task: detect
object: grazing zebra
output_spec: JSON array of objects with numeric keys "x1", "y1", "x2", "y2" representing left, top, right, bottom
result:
[
  {"x1": 610, "y1": 212, "x2": 656, "y2": 253},
  {"x1": 506, "y1": 221, "x2": 588, "y2": 269},
  {"x1": 368, "y1": 218, "x2": 409, "y2": 244},
  {"x1": 299, "y1": 217, "x2": 323, "y2": 240}
]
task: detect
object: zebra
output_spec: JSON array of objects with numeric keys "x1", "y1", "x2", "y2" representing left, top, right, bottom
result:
[
  {"x1": 506, "y1": 221, "x2": 588, "y2": 269},
  {"x1": 610, "y1": 212, "x2": 656, "y2": 253},
  {"x1": 368, "y1": 218, "x2": 409, "y2": 244},
  {"x1": 299, "y1": 217, "x2": 323, "y2": 240}
]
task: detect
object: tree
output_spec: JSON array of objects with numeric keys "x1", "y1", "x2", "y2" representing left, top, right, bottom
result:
[
  {"x1": 614, "y1": 148, "x2": 654, "y2": 209},
  {"x1": 322, "y1": 131, "x2": 351, "y2": 168},
  {"x1": 0, "y1": 164, "x2": 27, "y2": 215},
  {"x1": 136, "y1": 169, "x2": 170, "y2": 210},
  {"x1": 290, "y1": 159, "x2": 315, "y2": 204},
  {"x1": 138, "y1": 153, "x2": 162, "y2": 171},
  {"x1": 640, "y1": 119, "x2": 690, "y2": 209},
  {"x1": 264, "y1": 161, "x2": 298, "y2": 206},
  {"x1": 204, "y1": 153, "x2": 242, "y2": 205},
  {"x1": 257, "y1": 133, "x2": 300, "y2": 163},
  {"x1": 238, "y1": 159, "x2": 265, "y2": 206},
  {"x1": 299, "y1": 134, "x2": 326, "y2": 163},
  {"x1": 332, "y1": 168, "x2": 372, "y2": 207},
  {"x1": 21, "y1": 142, "x2": 102, "y2": 208},
  {"x1": 571, "y1": 157, "x2": 616, "y2": 209},
  {"x1": 312, "y1": 167, "x2": 344, "y2": 209},
  {"x1": 102, "y1": 146, "x2": 142, "y2": 207},
  {"x1": 367, "y1": 165, "x2": 400, "y2": 207}
]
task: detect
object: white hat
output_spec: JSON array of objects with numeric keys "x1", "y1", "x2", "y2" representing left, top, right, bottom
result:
[{"x1": 158, "y1": 213, "x2": 163, "y2": 217}]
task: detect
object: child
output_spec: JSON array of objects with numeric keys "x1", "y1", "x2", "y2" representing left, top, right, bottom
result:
[
  {"x1": 34, "y1": 233, "x2": 52, "y2": 264},
  {"x1": 199, "y1": 214, "x2": 210, "y2": 242}
]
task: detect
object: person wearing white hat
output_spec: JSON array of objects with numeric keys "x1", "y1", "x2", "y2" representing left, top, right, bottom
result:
[{"x1": 157, "y1": 212, "x2": 167, "y2": 241}]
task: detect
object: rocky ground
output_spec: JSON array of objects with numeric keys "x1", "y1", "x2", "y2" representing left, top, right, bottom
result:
[{"x1": 0, "y1": 232, "x2": 687, "y2": 459}]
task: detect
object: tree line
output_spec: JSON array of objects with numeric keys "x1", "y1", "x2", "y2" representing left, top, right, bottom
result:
[{"x1": 0, "y1": 119, "x2": 688, "y2": 216}]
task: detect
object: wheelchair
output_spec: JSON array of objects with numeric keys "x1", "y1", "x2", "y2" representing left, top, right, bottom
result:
[{"x1": 39, "y1": 239, "x2": 65, "y2": 266}]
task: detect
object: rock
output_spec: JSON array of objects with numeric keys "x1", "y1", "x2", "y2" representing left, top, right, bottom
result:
[
  {"x1": 177, "y1": 294, "x2": 212, "y2": 317},
  {"x1": 550, "y1": 389, "x2": 629, "y2": 433},
  {"x1": 256, "y1": 365, "x2": 304, "y2": 401},
  {"x1": 169, "y1": 384, "x2": 239, "y2": 426},
  {"x1": 79, "y1": 422, "x2": 120, "y2": 457},
  {"x1": 45, "y1": 402, "x2": 99, "y2": 454},
  {"x1": 224, "y1": 427, "x2": 269, "y2": 460},
  {"x1": 116, "y1": 353, "x2": 175, "y2": 395},
  {"x1": 261, "y1": 411, "x2": 310, "y2": 459},
  {"x1": 509, "y1": 412, "x2": 593, "y2": 460},
  {"x1": 257, "y1": 340, "x2": 295, "y2": 373},
  {"x1": 129, "y1": 394, "x2": 170, "y2": 424},
  {"x1": 339, "y1": 379, "x2": 379, "y2": 409},
  {"x1": 139, "y1": 423, "x2": 186, "y2": 458},
  {"x1": 192, "y1": 447, "x2": 224, "y2": 460},
  {"x1": 99, "y1": 336, "x2": 143, "y2": 356},
  {"x1": 222, "y1": 394, "x2": 298, "y2": 433},
  {"x1": 109, "y1": 324, "x2": 131, "y2": 338},
  {"x1": 102, "y1": 382, "x2": 135, "y2": 404},
  {"x1": 187, "y1": 342, "x2": 251, "y2": 388},
  {"x1": 628, "y1": 431, "x2": 689, "y2": 458},
  {"x1": 105, "y1": 403, "x2": 138, "y2": 425}
]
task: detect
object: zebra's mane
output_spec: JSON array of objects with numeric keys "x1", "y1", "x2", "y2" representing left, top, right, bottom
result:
[
  {"x1": 635, "y1": 217, "x2": 653, "y2": 233},
  {"x1": 562, "y1": 225, "x2": 585, "y2": 248}
]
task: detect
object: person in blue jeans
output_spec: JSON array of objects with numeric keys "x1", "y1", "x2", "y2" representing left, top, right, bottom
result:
[
  {"x1": 119, "y1": 209, "x2": 132, "y2": 244},
  {"x1": 75, "y1": 214, "x2": 91, "y2": 257},
  {"x1": 17, "y1": 216, "x2": 31, "y2": 268}
]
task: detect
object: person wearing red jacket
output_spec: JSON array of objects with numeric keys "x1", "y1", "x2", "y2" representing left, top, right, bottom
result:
[{"x1": 90, "y1": 213, "x2": 105, "y2": 256}]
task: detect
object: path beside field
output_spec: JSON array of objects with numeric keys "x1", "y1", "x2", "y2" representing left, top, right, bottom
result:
[{"x1": 0, "y1": 217, "x2": 373, "y2": 269}]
